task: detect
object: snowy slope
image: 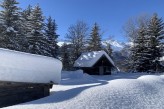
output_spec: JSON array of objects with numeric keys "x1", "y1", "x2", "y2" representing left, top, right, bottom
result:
[
  {"x1": 0, "y1": 48, "x2": 62, "y2": 84},
  {"x1": 3, "y1": 71, "x2": 164, "y2": 109}
]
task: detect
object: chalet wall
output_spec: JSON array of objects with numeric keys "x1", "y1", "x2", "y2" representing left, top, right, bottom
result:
[
  {"x1": 93, "y1": 55, "x2": 113, "y2": 67},
  {"x1": 80, "y1": 55, "x2": 113, "y2": 75}
]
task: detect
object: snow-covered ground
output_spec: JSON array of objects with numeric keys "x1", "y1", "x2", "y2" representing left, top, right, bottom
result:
[{"x1": 3, "y1": 71, "x2": 164, "y2": 109}]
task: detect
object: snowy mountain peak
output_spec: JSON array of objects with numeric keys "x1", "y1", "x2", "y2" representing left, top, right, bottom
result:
[
  {"x1": 102, "y1": 39, "x2": 126, "y2": 51},
  {"x1": 57, "y1": 39, "x2": 127, "y2": 51},
  {"x1": 57, "y1": 41, "x2": 71, "y2": 47}
]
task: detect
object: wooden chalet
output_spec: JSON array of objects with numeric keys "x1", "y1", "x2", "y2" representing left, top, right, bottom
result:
[{"x1": 74, "y1": 51, "x2": 117, "y2": 75}]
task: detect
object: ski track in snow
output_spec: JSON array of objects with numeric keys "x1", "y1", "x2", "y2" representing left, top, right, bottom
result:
[{"x1": 3, "y1": 72, "x2": 164, "y2": 109}]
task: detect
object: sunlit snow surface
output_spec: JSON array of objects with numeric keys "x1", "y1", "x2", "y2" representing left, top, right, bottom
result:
[{"x1": 3, "y1": 71, "x2": 164, "y2": 109}]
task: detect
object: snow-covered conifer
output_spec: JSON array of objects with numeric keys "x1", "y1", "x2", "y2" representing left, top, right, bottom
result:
[
  {"x1": 0, "y1": 0, "x2": 23, "y2": 50},
  {"x1": 45, "y1": 16, "x2": 59, "y2": 58},
  {"x1": 27, "y1": 4, "x2": 48, "y2": 56},
  {"x1": 87, "y1": 23, "x2": 102, "y2": 51},
  {"x1": 147, "y1": 13, "x2": 164, "y2": 72}
]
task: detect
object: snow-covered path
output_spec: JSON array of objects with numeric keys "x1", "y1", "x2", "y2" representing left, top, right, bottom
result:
[{"x1": 3, "y1": 72, "x2": 164, "y2": 109}]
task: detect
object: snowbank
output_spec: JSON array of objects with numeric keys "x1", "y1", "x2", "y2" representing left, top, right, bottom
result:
[
  {"x1": 62, "y1": 70, "x2": 83, "y2": 79},
  {"x1": 0, "y1": 48, "x2": 62, "y2": 84},
  {"x1": 2, "y1": 72, "x2": 164, "y2": 109}
]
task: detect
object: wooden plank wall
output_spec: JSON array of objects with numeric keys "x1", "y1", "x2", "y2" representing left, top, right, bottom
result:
[{"x1": 0, "y1": 81, "x2": 52, "y2": 108}]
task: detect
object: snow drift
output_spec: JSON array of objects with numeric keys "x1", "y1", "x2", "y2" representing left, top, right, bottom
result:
[
  {"x1": 2, "y1": 72, "x2": 164, "y2": 109},
  {"x1": 0, "y1": 48, "x2": 62, "y2": 84}
]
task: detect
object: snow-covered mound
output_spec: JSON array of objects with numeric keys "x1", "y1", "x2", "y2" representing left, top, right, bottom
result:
[
  {"x1": 3, "y1": 72, "x2": 164, "y2": 109},
  {"x1": 61, "y1": 70, "x2": 97, "y2": 85},
  {"x1": 138, "y1": 75, "x2": 164, "y2": 83},
  {"x1": 62, "y1": 70, "x2": 84, "y2": 79},
  {"x1": 0, "y1": 48, "x2": 62, "y2": 84}
]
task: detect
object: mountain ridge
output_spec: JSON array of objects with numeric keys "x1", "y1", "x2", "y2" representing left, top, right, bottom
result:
[{"x1": 57, "y1": 39, "x2": 129, "y2": 51}]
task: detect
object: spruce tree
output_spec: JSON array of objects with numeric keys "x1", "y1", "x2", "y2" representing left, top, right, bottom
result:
[
  {"x1": 21, "y1": 5, "x2": 33, "y2": 52},
  {"x1": 147, "y1": 13, "x2": 164, "y2": 72},
  {"x1": 22, "y1": 5, "x2": 32, "y2": 35},
  {"x1": 45, "y1": 16, "x2": 59, "y2": 58},
  {"x1": 88, "y1": 23, "x2": 102, "y2": 51},
  {"x1": 27, "y1": 4, "x2": 48, "y2": 56},
  {"x1": 22, "y1": 5, "x2": 32, "y2": 20},
  {"x1": 131, "y1": 26, "x2": 151, "y2": 72},
  {"x1": 104, "y1": 42, "x2": 113, "y2": 56},
  {"x1": 0, "y1": 0, "x2": 22, "y2": 50},
  {"x1": 60, "y1": 43, "x2": 71, "y2": 70}
]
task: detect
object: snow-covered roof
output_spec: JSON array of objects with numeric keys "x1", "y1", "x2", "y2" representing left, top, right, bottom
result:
[
  {"x1": 74, "y1": 51, "x2": 115, "y2": 68},
  {"x1": 0, "y1": 48, "x2": 62, "y2": 84}
]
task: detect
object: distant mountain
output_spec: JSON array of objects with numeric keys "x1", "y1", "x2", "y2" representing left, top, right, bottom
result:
[
  {"x1": 57, "y1": 41, "x2": 71, "y2": 47},
  {"x1": 57, "y1": 39, "x2": 132, "y2": 72},
  {"x1": 57, "y1": 39, "x2": 128, "y2": 51},
  {"x1": 101, "y1": 40, "x2": 126, "y2": 51}
]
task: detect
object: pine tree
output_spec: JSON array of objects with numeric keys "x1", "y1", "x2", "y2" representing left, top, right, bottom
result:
[
  {"x1": 130, "y1": 13, "x2": 164, "y2": 73},
  {"x1": 88, "y1": 23, "x2": 102, "y2": 51},
  {"x1": 27, "y1": 4, "x2": 48, "y2": 56},
  {"x1": 45, "y1": 16, "x2": 59, "y2": 58},
  {"x1": 0, "y1": 0, "x2": 23, "y2": 50},
  {"x1": 21, "y1": 5, "x2": 33, "y2": 52},
  {"x1": 22, "y1": 5, "x2": 32, "y2": 35},
  {"x1": 60, "y1": 43, "x2": 71, "y2": 70},
  {"x1": 104, "y1": 42, "x2": 113, "y2": 56},
  {"x1": 131, "y1": 26, "x2": 151, "y2": 72},
  {"x1": 147, "y1": 13, "x2": 164, "y2": 72},
  {"x1": 22, "y1": 5, "x2": 32, "y2": 20}
]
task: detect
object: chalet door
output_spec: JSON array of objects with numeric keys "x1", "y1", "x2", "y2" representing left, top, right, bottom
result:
[{"x1": 99, "y1": 66, "x2": 104, "y2": 75}]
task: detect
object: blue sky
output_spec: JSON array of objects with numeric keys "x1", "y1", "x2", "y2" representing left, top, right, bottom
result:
[{"x1": 16, "y1": 0, "x2": 164, "y2": 42}]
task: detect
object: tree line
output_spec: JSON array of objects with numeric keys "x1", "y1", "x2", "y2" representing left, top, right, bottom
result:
[
  {"x1": 124, "y1": 14, "x2": 164, "y2": 73},
  {"x1": 0, "y1": 0, "x2": 59, "y2": 58},
  {"x1": 1, "y1": 0, "x2": 163, "y2": 73},
  {"x1": 0, "y1": 0, "x2": 112, "y2": 70},
  {"x1": 61, "y1": 21, "x2": 112, "y2": 70}
]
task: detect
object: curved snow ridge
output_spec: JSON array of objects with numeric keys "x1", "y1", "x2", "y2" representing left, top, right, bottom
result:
[
  {"x1": 76, "y1": 76, "x2": 164, "y2": 109},
  {"x1": 3, "y1": 74, "x2": 164, "y2": 109},
  {"x1": 137, "y1": 75, "x2": 164, "y2": 83},
  {"x1": 56, "y1": 77, "x2": 164, "y2": 109},
  {"x1": 61, "y1": 71, "x2": 99, "y2": 85}
]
